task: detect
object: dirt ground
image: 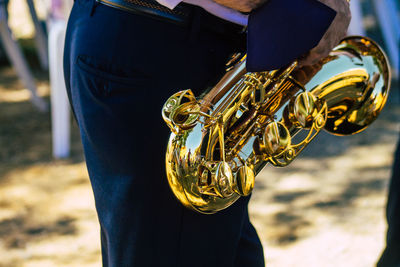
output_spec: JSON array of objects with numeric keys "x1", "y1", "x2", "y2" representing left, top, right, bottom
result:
[
  {"x1": 251, "y1": 101, "x2": 400, "y2": 267},
  {"x1": 0, "y1": 0, "x2": 399, "y2": 265},
  {"x1": 0, "y1": 59, "x2": 399, "y2": 267}
]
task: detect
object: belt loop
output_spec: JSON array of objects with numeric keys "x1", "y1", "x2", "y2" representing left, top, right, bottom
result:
[{"x1": 90, "y1": 0, "x2": 99, "y2": 16}]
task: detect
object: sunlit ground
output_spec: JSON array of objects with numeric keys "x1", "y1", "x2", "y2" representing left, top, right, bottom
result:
[
  {"x1": 251, "y1": 101, "x2": 400, "y2": 266},
  {"x1": 0, "y1": 0, "x2": 399, "y2": 266},
  {"x1": 1, "y1": 59, "x2": 399, "y2": 267},
  {"x1": 0, "y1": 65, "x2": 101, "y2": 266}
]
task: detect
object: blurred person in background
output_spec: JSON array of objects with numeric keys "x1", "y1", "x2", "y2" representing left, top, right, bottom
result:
[
  {"x1": 63, "y1": 0, "x2": 350, "y2": 266},
  {"x1": 378, "y1": 140, "x2": 400, "y2": 267},
  {"x1": 377, "y1": 65, "x2": 400, "y2": 267}
]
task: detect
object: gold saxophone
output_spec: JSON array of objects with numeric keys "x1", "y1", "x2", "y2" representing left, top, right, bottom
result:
[{"x1": 161, "y1": 36, "x2": 391, "y2": 214}]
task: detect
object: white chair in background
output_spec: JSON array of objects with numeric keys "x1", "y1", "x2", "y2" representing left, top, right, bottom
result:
[
  {"x1": 48, "y1": 0, "x2": 72, "y2": 158},
  {"x1": 49, "y1": 18, "x2": 69, "y2": 158}
]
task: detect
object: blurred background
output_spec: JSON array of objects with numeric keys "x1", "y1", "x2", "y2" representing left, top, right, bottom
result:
[{"x1": 0, "y1": 0, "x2": 398, "y2": 266}]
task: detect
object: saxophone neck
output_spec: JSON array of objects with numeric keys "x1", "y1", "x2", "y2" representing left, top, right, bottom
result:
[{"x1": 201, "y1": 56, "x2": 248, "y2": 108}]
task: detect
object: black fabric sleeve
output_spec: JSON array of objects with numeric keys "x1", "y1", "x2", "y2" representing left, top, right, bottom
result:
[{"x1": 246, "y1": 0, "x2": 336, "y2": 72}]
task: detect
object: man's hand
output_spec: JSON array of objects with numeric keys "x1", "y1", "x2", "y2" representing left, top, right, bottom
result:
[
  {"x1": 299, "y1": 0, "x2": 351, "y2": 67},
  {"x1": 213, "y1": 0, "x2": 268, "y2": 12}
]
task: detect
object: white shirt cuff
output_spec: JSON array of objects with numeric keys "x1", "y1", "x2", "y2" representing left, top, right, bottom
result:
[
  {"x1": 156, "y1": 0, "x2": 182, "y2": 9},
  {"x1": 183, "y1": 0, "x2": 248, "y2": 26}
]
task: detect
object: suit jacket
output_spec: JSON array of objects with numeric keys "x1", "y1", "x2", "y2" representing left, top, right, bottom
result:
[{"x1": 246, "y1": 0, "x2": 336, "y2": 72}]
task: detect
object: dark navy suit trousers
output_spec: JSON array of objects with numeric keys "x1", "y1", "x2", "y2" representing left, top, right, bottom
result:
[{"x1": 63, "y1": 0, "x2": 264, "y2": 266}]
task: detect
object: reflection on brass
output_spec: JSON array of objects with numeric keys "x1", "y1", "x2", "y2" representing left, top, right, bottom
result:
[
  {"x1": 233, "y1": 165, "x2": 255, "y2": 196},
  {"x1": 292, "y1": 92, "x2": 317, "y2": 128},
  {"x1": 161, "y1": 36, "x2": 391, "y2": 214},
  {"x1": 263, "y1": 122, "x2": 291, "y2": 156}
]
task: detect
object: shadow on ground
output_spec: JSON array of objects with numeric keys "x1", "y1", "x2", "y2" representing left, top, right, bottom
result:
[{"x1": 0, "y1": 37, "x2": 399, "y2": 266}]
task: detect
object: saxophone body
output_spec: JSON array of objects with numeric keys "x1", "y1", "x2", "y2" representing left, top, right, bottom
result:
[{"x1": 161, "y1": 36, "x2": 391, "y2": 214}]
